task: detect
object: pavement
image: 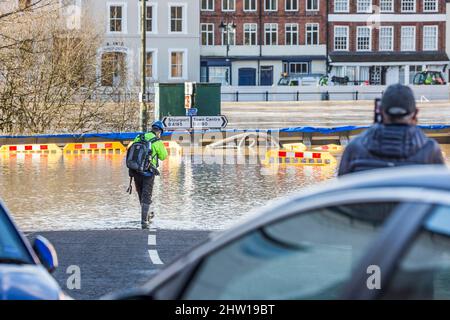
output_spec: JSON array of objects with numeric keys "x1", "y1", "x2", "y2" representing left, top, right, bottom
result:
[{"x1": 26, "y1": 229, "x2": 211, "y2": 300}]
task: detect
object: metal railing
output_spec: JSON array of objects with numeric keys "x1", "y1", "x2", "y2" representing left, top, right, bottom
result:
[{"x1": 221, "y1": 90, "x2": 384, "y2": 102}]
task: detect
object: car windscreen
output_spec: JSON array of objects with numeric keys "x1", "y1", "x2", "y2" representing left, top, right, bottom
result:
[
  {"x1": 0, "y1": 206, "x2": 34, "y2": 265},
  {"x1": 183, "y1": 201, "x2": 399, "y2": 300}
]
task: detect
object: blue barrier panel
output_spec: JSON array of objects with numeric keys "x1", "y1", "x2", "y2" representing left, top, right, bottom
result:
[{"x1": 0, "y1": 124, "x2": 449, "y2": 140}]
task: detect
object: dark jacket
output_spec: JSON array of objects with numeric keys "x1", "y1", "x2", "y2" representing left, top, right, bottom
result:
[{"x1": 338, "y1": 124, "x2": 445, "y2": 176}]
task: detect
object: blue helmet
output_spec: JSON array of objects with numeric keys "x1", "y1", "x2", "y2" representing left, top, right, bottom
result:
[{"x1": 151, "y1": 120, "x2": 164, "y2": 133}]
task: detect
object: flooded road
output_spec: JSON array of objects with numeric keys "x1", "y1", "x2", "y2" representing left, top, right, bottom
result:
[{"x1": 1, "y1": 145, "x2": 449, "y2": 232}]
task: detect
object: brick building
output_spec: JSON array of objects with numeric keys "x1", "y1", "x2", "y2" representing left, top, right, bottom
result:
[
  {"x1": 200, "y1": 0, "x2": 328, "y2": 86},
  {"x1": 328, "y1": 0, "x2": 449, "y2": 85}
]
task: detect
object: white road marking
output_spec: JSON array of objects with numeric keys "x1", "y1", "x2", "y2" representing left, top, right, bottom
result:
[
  {"x1": 148, "y1": 249, "x2": 164, "y2": 265},
  {"x1": 148, "y1": 234, "x2": 156, "y2": 246}
]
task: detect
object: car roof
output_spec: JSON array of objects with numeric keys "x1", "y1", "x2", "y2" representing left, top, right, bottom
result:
[{"x1": 137, "y1": 165, "x2": 450, "y2": 295}]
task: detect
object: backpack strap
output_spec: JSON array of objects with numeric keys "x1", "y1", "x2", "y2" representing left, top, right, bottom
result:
[{"x1": 126, "y1": 176, "x2": 133, "y2": 194}]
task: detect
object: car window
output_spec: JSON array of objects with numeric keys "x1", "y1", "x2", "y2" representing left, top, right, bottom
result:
[
  {"x1": 382, "y1": 205, "x2": 450, "y2": 300},
  {"x1": 0, "y1": 207, "x2": 33, "y2": 264},
  {"x1": 182, "y1": 201, "x2": 399, "y2": 300}
]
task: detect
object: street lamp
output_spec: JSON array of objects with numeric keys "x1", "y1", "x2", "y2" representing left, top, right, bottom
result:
[{"x1": 219, "y1": 21, "x2": 236, "y2": 61}]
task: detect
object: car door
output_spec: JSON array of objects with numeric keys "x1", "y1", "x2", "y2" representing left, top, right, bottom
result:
[
  {"x1": 146, "y1": 187, "x2": 450, "y2": 300},
  {"x1": 367, "y1": 203, "x2": 450, "y2": 299}
]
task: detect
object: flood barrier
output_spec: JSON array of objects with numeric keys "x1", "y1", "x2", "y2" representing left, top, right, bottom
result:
[
  {"x1": 63, "y1": 142, "x2": 126, "y2": 154},
  {"x1": 263, "y1": 150, "x2": 337, "y2": 166},
  {"x1": 0, "y1": 143, "x2": 61, "y2": 154}
]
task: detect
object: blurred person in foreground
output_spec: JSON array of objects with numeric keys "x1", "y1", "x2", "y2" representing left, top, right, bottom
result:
[{"x1": 338, "y1": 84, "x2": 445, "y2": 176}]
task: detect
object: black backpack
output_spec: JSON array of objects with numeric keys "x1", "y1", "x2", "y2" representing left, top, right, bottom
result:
[{"x1": 126, "y1": 134, "x2": 158, "y2": 173}]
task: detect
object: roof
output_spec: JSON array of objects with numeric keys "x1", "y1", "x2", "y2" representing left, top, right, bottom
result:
[{"x1": 330, "y1": 52, "x2": 450, "y2": 63}]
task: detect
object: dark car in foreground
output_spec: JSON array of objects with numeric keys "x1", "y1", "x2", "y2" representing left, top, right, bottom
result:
[
  {"x1": 106, "y1": 165, "x2": 450, "y2": 300},
  {"x1": 0, "y1": 200, "x2": 65, "y2": 300}
]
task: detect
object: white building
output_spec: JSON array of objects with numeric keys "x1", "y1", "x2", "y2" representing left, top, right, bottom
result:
[{"x1": 83, "y1": 0, "x2": 200, "y2": 88}]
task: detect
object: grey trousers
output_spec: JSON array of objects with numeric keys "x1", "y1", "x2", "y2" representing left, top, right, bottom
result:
[{"x1": 131, "y1": 171, "x2": 155, "y2": 217}]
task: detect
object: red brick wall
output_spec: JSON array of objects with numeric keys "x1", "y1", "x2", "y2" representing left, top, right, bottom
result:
[
  {"x1": 329, "y1": 0, "x2": 446, "y2": 14},
  {"x1": 328, "y1": 21, "x2": 446, "y2": 52},
  {"x1": 200, "y1": 0, "x2": 328, "y2": 46}
]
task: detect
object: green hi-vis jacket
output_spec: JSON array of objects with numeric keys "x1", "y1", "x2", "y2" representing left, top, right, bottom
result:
[{"x1": 133, "y1": 132, "x2": 168, "y2": 167}]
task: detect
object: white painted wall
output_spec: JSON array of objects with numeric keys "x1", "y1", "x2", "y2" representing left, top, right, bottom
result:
[{"x1": 85, "y1": 0, "x2": 200, "y2": 84}]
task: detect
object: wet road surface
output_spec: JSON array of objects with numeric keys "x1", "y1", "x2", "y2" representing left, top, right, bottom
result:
[{"x1": 27, "y1": 229, "x2": 211, "y2": 300}]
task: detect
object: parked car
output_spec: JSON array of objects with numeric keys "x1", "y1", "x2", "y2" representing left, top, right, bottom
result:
[
  {"x1": 106, "y1": 165, "x2": 450, "y2": 300},
  {"x1": 0, "y1": 200, "x2": 66, "y2": 300},
  {"x1": 413, "y1": 71, "x2": 446, "y2": 85},
  {"x1": 278, "y1": 73, "x2": 325, "y2": 86}
]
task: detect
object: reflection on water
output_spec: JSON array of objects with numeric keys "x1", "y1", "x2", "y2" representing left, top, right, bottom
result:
[{"x1": 1, "y1": 145, "x2": 449, "y2": 231}]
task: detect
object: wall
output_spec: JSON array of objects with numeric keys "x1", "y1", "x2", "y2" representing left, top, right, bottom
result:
[{"x1": 220, "y1": 85, "x2": 450, "y2": 102}]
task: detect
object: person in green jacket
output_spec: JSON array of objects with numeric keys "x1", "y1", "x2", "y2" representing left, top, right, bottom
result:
[{"x1": 129, "y1": 120, "x2": 168, "y2": 229}]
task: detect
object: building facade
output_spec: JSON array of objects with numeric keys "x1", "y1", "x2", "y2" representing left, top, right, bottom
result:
[
  {"x1": 83, "y1": 0, "x2": 200, "y2": 89},
  {"x1": 328, "y1": 0, "x2": 449, "y2": 85},
  {"x1": 199, "y1": 0, "x2": 328, "y2": 86}
]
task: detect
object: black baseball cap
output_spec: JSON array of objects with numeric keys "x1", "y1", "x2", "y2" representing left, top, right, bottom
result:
[{"x1": 381, "y1": 84, "x2": 417, "y2": 117}]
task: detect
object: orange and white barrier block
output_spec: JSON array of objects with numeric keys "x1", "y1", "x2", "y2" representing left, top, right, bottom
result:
[
  {"x1": 264, "y1": 150, "x2": 336, "y2": 166},
  {"x1": 0, "y1": 143, "x2": 61, "y2": 153},
  {"x1": 313, "y1": 144, "x2": 343, "y2": 153},
  {"x1": 63, "y1": 142, "x2": 126, "y2": 154},
  {"x1": 163, "y1": 141, "x2": 182, "y2": 155},
  {"x1": 282, "y1": 143, "x2": 307, "y2": 152}
]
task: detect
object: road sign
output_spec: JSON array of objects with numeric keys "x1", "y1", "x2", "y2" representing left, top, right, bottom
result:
[
  {"x1": 162, "y1": 116, "x2": 191, "y2": 129},
  {"x1": 187, "y1": 108, "x2": 198, "y2": 116},
  {"x1": 191, "y1": 116, "x2": 228, "y2": 129}
]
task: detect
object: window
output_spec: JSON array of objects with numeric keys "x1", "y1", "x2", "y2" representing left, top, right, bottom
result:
[
  {"x1": 101, "y1": 52, "x2": 126, "y2": 86},
  {"x1": 138, "y1": 4, "x2": 156, "y2": 33},
  {"x1": 285, "y1": 0, "x2": 298, "y2": 11},
  {"x1": 170, "y1": 6, "x2": 184, "y2": 33},
  {"x1": 401, "y1": 26, "x2": 416, "y2": 51},
  {"x1": 285, "y1": 24, "x2": 298, "y2": 45},
  {"x1": 209, "y1": 66, "x2": 230, "y2": 85},
  {"x1": 244, "y1": 24, "x2": 257, "y2": 45},
  {"x1": 380, "y1": 0, "x2": 394, "y2": 12},
  {"x1": 306, "y1": 0, "x2": 319, "y2": 11},
  {"x1": 145, "y1": 51, "x2": 156, "y2": 80},
  {"x1": 264, "y1": 23, "x2": 278, "y2": 45},
  {"x1": 108, "y1": 4, "x2": 125, "y2": 33},
  {"x1": 384, "y1": 205, "x2": 450, "y2": 299},
  {"x1": 379, "y1": 26, "x2": 394, "y2": 51},
  {"x1": 423, "y1": 25, "x2": 438, "y2": 51},
  {"x1": 182, "y1": 202, "x2": 399, "y2": 299},
  {"x1": 265, "y1": 0, "x2": 277, "y2": 11},
  {"x1": 201, "y1": 0, "x2": 214, "y2": 11},
  {"x1": 244, "y1": 0, "x2": 257, "y2": 11},
  {"x1": 357, "y1": 0, "x2": 372, "y2": 13},
  {"x1": 145, "y1": 5, "x2": 153, "y2": 32},
  {"x1": 334, "y1": 0, "x2": 349, "y2": 12},
  {"x1": 306, "y1": 23, "x2": 319, "y2": 45},
  {"x1": 289, "y1": 62, "x2": 308, "y2": 74},
  {"x1": 222, "y1": 0, "x2": 235, "y2": 11},
  {"x1": 401, "y1": 0, "x2": 416, "y2": 12},
  {"x1": 169, "y1": 50, "x2": 185, "y2": 79},
  {"x1": 201, "y1": 23, "x2": 214, "y2": 46},
  {"x1": 423, "y1": 0, "x2": 438, "y2": 12},
  {"x1": 221, "y1": 24, "x2": 236, "y2": 45},
  {"x1": 357, "y1": 27, "x2": 371, "y2": 51},
  {"x1": 334, "y1": 26, "x2": 348, "y2": 51}
]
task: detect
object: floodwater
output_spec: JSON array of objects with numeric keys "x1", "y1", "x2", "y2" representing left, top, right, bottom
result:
[{"x1": 1, "y1": 146, "x2": 449, "y2": 232}]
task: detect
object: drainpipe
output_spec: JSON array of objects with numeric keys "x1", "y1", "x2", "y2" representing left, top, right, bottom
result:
[
  {"x1": 257, "y1": 0, "x2": 262, "y2": 85},
  {"x1": 325, "y1": 0, "x2": 330, "y2": 74}
]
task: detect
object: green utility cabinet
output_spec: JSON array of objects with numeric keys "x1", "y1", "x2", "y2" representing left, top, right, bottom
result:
[
  {"x1": 154, "y1": 82, "x2": 221, "y2": 120},
  {"x1": 194, "y1": 83, "x2": 221, "y2": 116},
  {"x1": 154, "y1": 83, "x2": 185, "y2": 119}
]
